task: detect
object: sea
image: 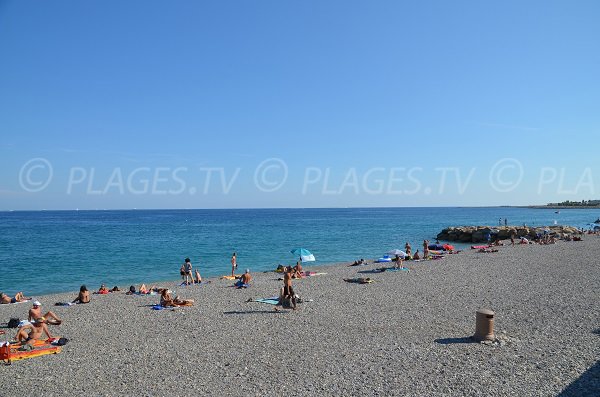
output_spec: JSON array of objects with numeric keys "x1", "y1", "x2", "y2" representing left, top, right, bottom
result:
[{"x1": 1, "y1": 207, "x2": 598, "y2": 296}]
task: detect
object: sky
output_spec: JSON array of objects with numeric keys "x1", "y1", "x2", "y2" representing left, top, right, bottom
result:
[{"x1": 0, "y1": 0, "x2": 599, "y2": 210}]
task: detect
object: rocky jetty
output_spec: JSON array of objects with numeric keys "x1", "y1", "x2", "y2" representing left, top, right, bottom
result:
[{"x1": 437, "y1": 225, "x2": 581, "y2": 243}]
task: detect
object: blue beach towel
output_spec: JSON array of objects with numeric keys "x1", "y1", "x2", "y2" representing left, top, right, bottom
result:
[
  {"x1": 387, "y1": 267, "x2": 410, "y2": 272},
  {"x1": 254, "y1": 297, "x2": 279, "y2": 305},
  {"x1": 151, "y1": 304, "x2": 175, "y2": 310}
]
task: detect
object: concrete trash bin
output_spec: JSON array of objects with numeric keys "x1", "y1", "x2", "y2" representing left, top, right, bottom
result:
[{"x1": 474, "y1": 309, "x2": 495, "y2": 341}]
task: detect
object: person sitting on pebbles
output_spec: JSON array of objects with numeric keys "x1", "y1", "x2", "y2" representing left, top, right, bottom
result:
[
  {"x1": 160, "y1": 289, "x2": 194, "y2": 307},
  {"x1": 73, "y1": 285, "x2": 91, "y2": 303},
  {"x1": 292, "y1": 261, "x2": 303, "y2": 278},
  {"x1": 16, "y1": 317, "x2": 53, "y2": 346},
  {"x1": 28, "y1": 301, "x2": 61, "y2": 325},
  {"x1": 235, "y1": 269, "x2": 252, "y2": 288}
]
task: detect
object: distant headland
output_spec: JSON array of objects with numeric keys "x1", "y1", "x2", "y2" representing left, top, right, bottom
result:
[{"x1": 523, "y1": 199, "x2": 600, "y2": 209}]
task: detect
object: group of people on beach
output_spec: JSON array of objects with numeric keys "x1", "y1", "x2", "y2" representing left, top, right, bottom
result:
[{"x1": 3, "y1": 300, "x2": 63, "y2": 349}]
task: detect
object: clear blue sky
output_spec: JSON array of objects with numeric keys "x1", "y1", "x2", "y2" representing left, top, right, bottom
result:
[{"x1": 1, "y1": 0, "x2": 598, "y2": 209}]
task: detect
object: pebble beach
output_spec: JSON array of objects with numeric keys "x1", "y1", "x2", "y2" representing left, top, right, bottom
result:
[{"x1": 1, "y1": 238, "x2": 599, "y2": 396}]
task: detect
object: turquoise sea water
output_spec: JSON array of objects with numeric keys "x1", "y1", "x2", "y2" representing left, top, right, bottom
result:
[{"x1": 1, "y1": 207, "x2": 598, "y2": 296}]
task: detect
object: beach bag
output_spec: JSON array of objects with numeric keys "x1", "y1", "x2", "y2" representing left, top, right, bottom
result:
[
  {"x1": 53, "y1": 337, "x2": 69, "y2": 346},
  {"x1": 7, "y1": 318, "x2": 20, "y2": 328}
]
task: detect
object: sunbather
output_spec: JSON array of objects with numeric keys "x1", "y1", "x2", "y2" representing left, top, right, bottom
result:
[
  {"x1": 0, "y1": 291, "x2": 30, "y2": 304},
  {"x1": 16, "y1": 317, "x2": 53, "y2": 346},
  {"x1": 194, "y1": 269, "x2": 202, "y2": 284},
  {"x1": 235, "y1": 269, "x2": 252, "y2": 288},
  {"x1": 97, "y1": 284, "x2": 110, "y2": 294},
  {"x1": 160, "y1": 289, "x2": 193, "y2": 307},
  {"x1": 293, "y1": 261, "x2": 303, "y2": 278},
  {"x1": 275, "y1": 266, "x2": 297, "y2": 310},
  {"x1": 72, "y1": 285, "x2": 90, "y2": 304},
  {"x1": 28, "y1": 301, "x2": 61, "y2": 324}
]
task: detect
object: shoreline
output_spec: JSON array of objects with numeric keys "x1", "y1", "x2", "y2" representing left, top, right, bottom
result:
[{"x1": 1, "y1": 237, "x2": 598, "y2": 396}]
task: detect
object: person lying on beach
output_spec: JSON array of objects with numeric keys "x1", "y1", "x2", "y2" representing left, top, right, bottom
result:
[
  {"x1": 0, "y1": 291, "x2": 30, "y2": 304},
  {"x1": 111, "y1": 286, "x2": 120, "y2": 292},
  {"x1": 126, "y1": 286, "x2": 137, "y2": 295},
  {"x1": 72, "y1": 285, "x2": 90, "y2": 304},
  {"x1": 159, "y1": 289, "x2": 193, "y2": 307},
  {"x1": 16, "y1": 317, "x2": 53, "y2": 346},
  {"x1": 28, "y1": 301, "x2": 61, "y2": 324},
  {"x1": 235, "y1": 269, "x2": 252, "y2": 288},
  {"x1": 343, "y1": 277, "x2": 373, "y2": 284},
  {"x1": 349, "y1": 258, "x2": 368, "y2": 266},
  {"x1": 194, "y1": 269, "x2": 202, "y2": 284},
  {"x1": 97, "y1": 284, "x2": 110, "y2": 294}
]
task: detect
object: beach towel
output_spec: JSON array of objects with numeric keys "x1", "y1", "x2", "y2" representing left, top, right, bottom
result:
[
  {"x1": 386, "y1": 267, "x2": 410, "y2": 272},
  {"x1": 1, "y1": 341, "x2": 61, "y2": 363},
  {"x1": 151, "y1": 305, "x2": 175, "y2": 310},
  {"x1": 220, "y1": 275, "x2": 240, "y2": 280},
  {"x1": 252, "y1": 297, "x2": 280, "y2": 305}
]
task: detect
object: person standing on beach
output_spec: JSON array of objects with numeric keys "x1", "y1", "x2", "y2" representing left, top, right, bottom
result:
[
  {"x1": 276, "y1": 266, "x2": 297, "y2": 310},
  {"x1": 231, "y1": 252, "x2": 237, "y2": 277},
  {"x1": 405, "y1": 242, "x2": 412, "y2": 258},
  {"x1": 183, "y1": 258, "x2": 193, "y2": 285},
  {"x1": 423, "y1": 240, "x2": 429, "y2": 259},
  {"x1": 504, "y1": 218, "x2": 508, "y2": 226}
]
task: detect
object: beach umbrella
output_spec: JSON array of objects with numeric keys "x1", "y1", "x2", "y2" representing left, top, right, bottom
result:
[
  {"x1": 387, "y1": 249, "x2": 407, "y2": 257},
  {"x1": 291, "y1": 248, "x2": 315, "y2": 262}
]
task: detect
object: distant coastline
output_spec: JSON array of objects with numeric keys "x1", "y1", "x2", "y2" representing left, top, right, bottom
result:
[{"x1": 520, "y1": 205, "x2": 600, "y2": 210}]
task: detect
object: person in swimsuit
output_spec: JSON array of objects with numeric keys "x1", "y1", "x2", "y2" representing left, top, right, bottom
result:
[
  {"x1": 277, "y1": 266, "x2": 297, "y2": 310},
  {"x1": 194, "y1": 269, "x2": 202, "y2": 284},
  {"x1": 0, "y1": 292, "x2": 30, "y2": 304},
  {"x1": 413, "y1": 250, "x2": 421, "y2": 260},
  {"x1": 423, "y1": 240, "x2": 429, "y2": 259},
  {"x1": 293, "y1": 261, "x2": 303, "y2": 278},
  {"x1": 16, "y1": 317, "x2": 53, "y2": 346},
  {"x1": 235, "y1": 269, "x2": 252, "y2": 288},
  {"x1": 97, "y1": 284, "x2": 110, "y2": 294},
  {"x1": 72, "y1": 285, "x2": 90, "y2": 303},
  {"x1": 231, "y1": 252, "x2": 237, "y2": 277},
  {"x1": 183, "y1": 258, "x2": 193, "y2": 285},
  {"x1": 28, "y1": 301, "x2": 61, "y2": 324},
  {"x1": 160, "y1": 289, "x2": 193, "y2": 307},
  {"x1": 405, "y1": 242, "x2": 412, "y2": 258}
]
